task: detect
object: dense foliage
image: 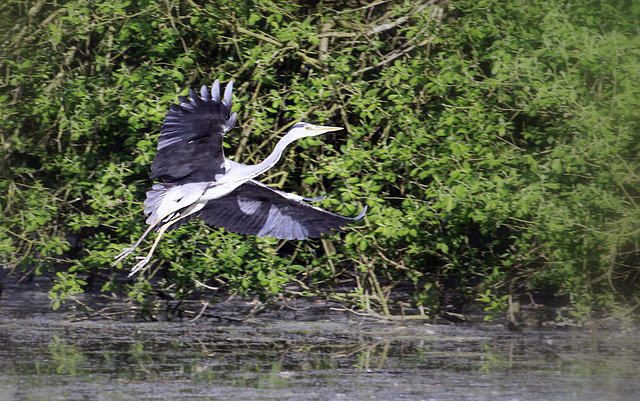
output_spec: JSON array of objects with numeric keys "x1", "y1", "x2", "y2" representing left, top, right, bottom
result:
[{"x1": 2, "y1": 0, "x2": 639, "y2": 322}]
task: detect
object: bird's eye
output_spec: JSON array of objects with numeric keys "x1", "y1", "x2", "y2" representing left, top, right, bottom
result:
[{"x1": 305, "y1": 126, "x2": 310, "y2": 130}]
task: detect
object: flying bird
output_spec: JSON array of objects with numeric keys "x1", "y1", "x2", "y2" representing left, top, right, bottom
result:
[{"x1": 114, "y1": 79, "x2": 366, "y2": 276}]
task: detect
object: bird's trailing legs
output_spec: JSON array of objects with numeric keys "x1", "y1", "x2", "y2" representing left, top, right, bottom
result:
[
  {"x1": 126, "y1": 221, "x2": 171, "y2": 277},
  {"x1": 113, "y1": 219, "x2": 174, "y2": 278},
  {"x1": 112, "y1": 224, "x2": 156, "y2": 267},
  {"x1": 114, "y1": 202, "x2": 205, "y2": 276}
]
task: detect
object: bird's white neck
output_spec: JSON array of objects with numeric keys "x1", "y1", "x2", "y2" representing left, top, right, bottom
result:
[{"x1": 242, "y1": 132, "x2": 303, "y2": 179}]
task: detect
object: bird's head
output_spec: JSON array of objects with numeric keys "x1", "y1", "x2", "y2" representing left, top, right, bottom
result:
[{"x1": 289, "y1": 122, "x2": 343, "y2": 139}]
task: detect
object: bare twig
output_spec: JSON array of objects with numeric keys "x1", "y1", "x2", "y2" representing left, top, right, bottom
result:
[
  {"x1": 352, "y1": 38, "x2": 431, "y2": 77},
  {"x1": 193, "y1": 279, "x2": 219, "y2": 291},
  {"x1": 188, "y1": 300, "x2": 211, "y2": 322}
]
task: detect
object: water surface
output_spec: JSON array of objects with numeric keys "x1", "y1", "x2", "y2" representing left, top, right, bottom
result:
[{"x1": 1, "y1": 280, "x2": 638, "y2": 401}]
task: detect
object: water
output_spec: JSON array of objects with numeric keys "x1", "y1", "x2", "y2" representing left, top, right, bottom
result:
[{"x1": 0, "y1": 279, "x2": 638, "y2": 401}]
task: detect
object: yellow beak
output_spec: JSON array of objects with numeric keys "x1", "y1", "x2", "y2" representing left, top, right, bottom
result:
[{"x1": 312, "y1": 125, "x2": 343, "y2": 134}]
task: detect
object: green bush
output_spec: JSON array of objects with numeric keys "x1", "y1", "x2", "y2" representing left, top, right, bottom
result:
[{"x1": 1, "y1": 0, "x2": 639, "y2": 322}]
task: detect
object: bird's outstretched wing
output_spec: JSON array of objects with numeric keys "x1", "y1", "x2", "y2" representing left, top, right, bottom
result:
[
  {"x1": 183, "y1": 180, "x2": 366, "y2": 240},
  {"x1": 150, "y1": 80, "x2": 237, "y2": 184}
]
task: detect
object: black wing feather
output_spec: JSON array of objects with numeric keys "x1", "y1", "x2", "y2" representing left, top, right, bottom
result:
[
  {"x1": 192, "y1": 180, "x2": 366, "y2": 240},
  {"x1": 150, "y1": 80, "x2": 238, "y2": 184}
]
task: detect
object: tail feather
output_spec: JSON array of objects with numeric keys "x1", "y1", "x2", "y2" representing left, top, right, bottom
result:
[
  {"x1": 142, "y1": 182, "x2": 206, "y2": 232},
  {"x1": 144, "y1": 183, "x2": 174, "y2": 225}
]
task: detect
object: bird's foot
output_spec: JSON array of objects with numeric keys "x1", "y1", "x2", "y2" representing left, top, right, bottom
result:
[
  {"x1": 128, "y1": 256, "x2": 151, "y2": 278},
  {"x1": 112, "y1": 247, "x2": 135, "y2": 267}
]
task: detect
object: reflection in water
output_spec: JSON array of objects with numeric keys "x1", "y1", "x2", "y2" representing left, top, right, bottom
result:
[
  {"x1": 49, "y1": 335, "x2": 85, "y2": 375},
  {"x1": 0, "y1": 291, "x2": 639, "y2": 400}
]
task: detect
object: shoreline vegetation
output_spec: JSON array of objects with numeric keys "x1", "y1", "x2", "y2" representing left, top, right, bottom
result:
[{"x1": 1, "y1": 0, "x2": 639, "y2": 325}]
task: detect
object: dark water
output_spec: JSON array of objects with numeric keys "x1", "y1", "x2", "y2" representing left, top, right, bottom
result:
[{"x1": 1, "y1": 280, "x2": 639, "y2": 401}]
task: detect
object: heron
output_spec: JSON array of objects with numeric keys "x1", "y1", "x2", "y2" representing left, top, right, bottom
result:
[{"x1": 114, "y1": 79, "x2": 366, "y2": 276}]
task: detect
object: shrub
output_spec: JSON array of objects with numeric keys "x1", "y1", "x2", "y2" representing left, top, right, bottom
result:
[{"x1": 1, "y1": 0, "x2": 638, "y2": 322}]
